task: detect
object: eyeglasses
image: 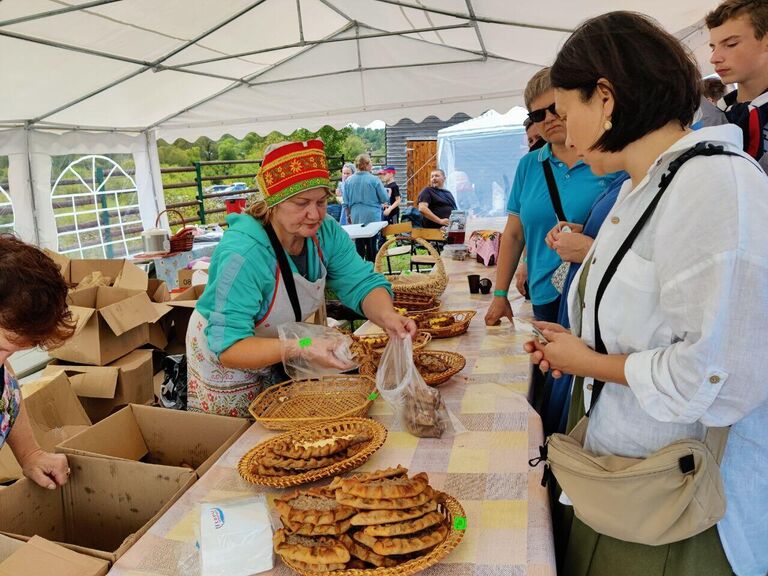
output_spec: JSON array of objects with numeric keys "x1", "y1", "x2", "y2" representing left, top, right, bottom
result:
[{"x1": 528, "y1": 103, "x2": 558, "y2": 123}]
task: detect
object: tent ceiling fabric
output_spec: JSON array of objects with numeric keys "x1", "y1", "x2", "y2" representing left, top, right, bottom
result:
[{"x1": 0, "y1": 0, "x2": 719, "y2": 139}]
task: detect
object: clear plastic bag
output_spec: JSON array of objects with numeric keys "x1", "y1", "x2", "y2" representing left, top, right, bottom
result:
[
  {"x1": 375, "y1": 335, "x2": 455, "y2": 438},
  {"x1": 278, "y1": 322, "x2": 357, "y2": 380}
]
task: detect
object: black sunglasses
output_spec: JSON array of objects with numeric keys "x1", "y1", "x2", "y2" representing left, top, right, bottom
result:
[{"x1": 528, "y1": 103, "x2": 558, "y2": 123}]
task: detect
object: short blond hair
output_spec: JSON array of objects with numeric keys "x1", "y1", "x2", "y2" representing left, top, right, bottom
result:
[{"x1": 524, "y1": 68, "x2": 552, "y2": 110}]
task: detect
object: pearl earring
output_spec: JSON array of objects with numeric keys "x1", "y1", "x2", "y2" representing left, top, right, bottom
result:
[{"x1": 603, "y1": 120, "x2": 613, "y2": 131}]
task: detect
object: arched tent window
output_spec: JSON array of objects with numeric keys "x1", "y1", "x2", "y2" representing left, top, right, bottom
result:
[
  {"x1": 0, "y1": 188, "x2": 13, "y2": 235},
  {"x1": 51, "y1": 155, "x2": 143, "y2": 258}
]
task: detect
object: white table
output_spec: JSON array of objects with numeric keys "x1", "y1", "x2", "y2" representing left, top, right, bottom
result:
[{"x1": 342, "y1": 220, "x2": 388, "y2": 239}]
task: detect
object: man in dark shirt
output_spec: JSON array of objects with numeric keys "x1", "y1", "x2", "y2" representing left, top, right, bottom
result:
[
  {"x1": 381, "y1": 166, "x2": 401, "y2": 224},
  {"x1": 417, "y1": 169, "x2": 457, "y2": 228}
]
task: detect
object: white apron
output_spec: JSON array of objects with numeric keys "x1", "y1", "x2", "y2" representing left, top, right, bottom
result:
[{"x1": 187, "y1": 241, "x2": 326, "y2": 417}]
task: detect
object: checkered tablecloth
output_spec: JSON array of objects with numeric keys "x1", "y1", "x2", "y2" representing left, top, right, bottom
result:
[{"x1": 108, "y1": 256, "x2": 555, "y2": 575}]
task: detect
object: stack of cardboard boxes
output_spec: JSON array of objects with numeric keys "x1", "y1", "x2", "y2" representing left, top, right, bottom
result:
[{"x1": 0, "y1": 253, "x2": 249, "y2": 571}]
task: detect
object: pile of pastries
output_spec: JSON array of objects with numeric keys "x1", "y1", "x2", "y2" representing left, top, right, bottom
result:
[
  {"x1": 273, "y1": 466, "x2": 449, "y2": 572},
  {"x1": 254, "y1": 433, "x2": 371, "y2": 477}
]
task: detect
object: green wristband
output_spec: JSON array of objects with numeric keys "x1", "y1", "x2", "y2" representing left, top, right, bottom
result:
[{"x1": 493, "y1": 289, "x2": 508, "y2": 298}]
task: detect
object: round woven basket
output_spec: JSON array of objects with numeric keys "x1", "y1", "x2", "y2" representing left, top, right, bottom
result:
[
  {"x1": 156, "y1": 208, "x2": 195, "y2": 252},
  {"x1": 375, "y1": 237, "x2": 448, "y2": 298},
  {"x1": 408, "y1": 310, "x2": 476, "y2": 339},
  {"x1": 281, "y1": 492, "x2": 466, "y2": 576},
  {"x1": 237, "y1": 418, "x2": 387, "y2": 488},
  {"x1": 354, "y1": 331, "x2": 432, "y2": 357},
  {"x1": 359, "y1": 350, "x2": 466, "y2": 387},
  {"x1": 248, "y1": 375, "x2": 376, "y2": 431}
]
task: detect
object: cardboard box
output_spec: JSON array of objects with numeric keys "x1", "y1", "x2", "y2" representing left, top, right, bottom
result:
[
  {"x1": 0, "y1": 372, "x2": 91, "y2": 483},
  {"x1": 58, "y1": 404, "x2": 250, "y2": 478},
  {"x1": 146, "y1": 279, "x2": 172, "y2": 350},
  {"x1": 167, "y1": 284, "x2": 206, "y2": 342},
  {"x1": 0, "y1": 536, "x2": 109, "y2": 576},
  {"x1": 45, "y1": 250, "x2": 148, "y2": 292},
  {"x1": 0, "y1": 454, "x2": 195, "y2": 564},
  {"x1": 50, "y1": 286, "x2": 166, "y2": 366},
  {"x1": 44, "y1": 349, "x2": 154, "y2": 423},
  {"x1": 177, "y1": 268, "x2": 194, "y2": 289}
]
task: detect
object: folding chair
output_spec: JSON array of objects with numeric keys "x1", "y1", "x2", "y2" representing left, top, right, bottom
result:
[
  {"x1": 380, "y1": 222, "x2": 413, "y2": 274},
  {"x1": 409, "y1": 227, "x2": 446, "y2": 272}
]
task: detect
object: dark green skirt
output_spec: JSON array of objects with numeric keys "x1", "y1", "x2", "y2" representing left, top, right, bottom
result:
[{"x1": 555, "y1": 378, "x2": 733, "y2": 576}]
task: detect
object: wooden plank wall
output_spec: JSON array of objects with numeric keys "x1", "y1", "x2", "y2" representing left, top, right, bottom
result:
[{"x1": 406, "y1": 140, "x2": 437, "y2": 202}]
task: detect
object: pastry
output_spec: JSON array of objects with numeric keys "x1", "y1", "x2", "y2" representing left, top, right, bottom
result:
[
  {"x1": 339, "y1": 472, "x2": 429, "y2": 500},
  {"x1": 273, "y1": 529, "x2": 350, "y2": 565},
  {"x1": 349, "y1": 500, "x2": 438, "y2": 526},
  {"x1": 271, "y1": 435, "x2": 356, "y2": 460},
  {"x1": 329, "y1": 465, "x2": 408, "y2": 490},
  {"x1": 403, "y1": 386, "x2": 447, "y2": 438},
  {"x1": 283, "y1": 517, "x2": 352, "y2": 536},
  {"x1": 286, "y1": 559, "x2": 348, "y2": 572},
  {"x1": 261, "y1": 449, "x2": 348, "y2": 470},
  {"x1": 353, "y1": 523, "x2": 449, "y2": 556},
  {"x1": 362, "y1": 510, "x2": 444, "y2": 537},
  {"x1": 275, "y1": 490, "x2": 356, "y2": 524},
  {"x1": 335, "y1": 485, "x2": 435, "y2": 510},
  {"x1": 415, "y1": 354, "x2": 449, "y2": 374},
  {"x1": 339, "y1": 533, "x2": 399, "y2": 568}
]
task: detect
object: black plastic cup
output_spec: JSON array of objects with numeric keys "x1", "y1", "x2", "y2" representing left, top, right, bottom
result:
[
  {"x1": 468, "y1": 274, "x2": 480, "y2": 294},
  {"x1": 479, "y1": 277, "x2": 492, "y2": 294}
]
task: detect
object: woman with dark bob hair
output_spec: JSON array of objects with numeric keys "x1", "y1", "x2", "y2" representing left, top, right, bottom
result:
[
  {"x1": 525, "y1": 11, "x2": 768, "y2": 576},
  {"x1": 0, "y1": 234, "x2": 74, "y2": 489}
]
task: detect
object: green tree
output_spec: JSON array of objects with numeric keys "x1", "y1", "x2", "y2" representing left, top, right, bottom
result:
[{"x1": 341, "y1": 134, "x2": 367, "y2": 160}]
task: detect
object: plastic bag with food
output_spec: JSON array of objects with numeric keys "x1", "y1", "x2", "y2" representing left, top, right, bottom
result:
[
  {"x1": 278, "y1": 322, "x2": 357, "y2": 380},
  {"x1": 375, "y1": 335, "x2": 455, "y2": 438}
]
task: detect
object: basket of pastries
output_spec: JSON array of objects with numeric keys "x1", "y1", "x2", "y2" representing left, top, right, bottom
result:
[
  {"x1": 249, "y1": 375, "x2": 376, "y2": 431},
  {"x1": 273, "y1": 465, "x2": 466, "y2": 575},
  {"x1": 406, "y1": 310, "x2": 476, "y2": 339},
  {"x1": 238, "y1": 418, "x2": 387, "y2": 488},
  {"x1": 392, "y1": 293, "x2": 440, "y2": 313},
  {"x1": 352, "y1": 332, "x2": 431, "y2": 358},
  {"x1": 358, "y1": 350, "x2": 466, "y2": 387}
]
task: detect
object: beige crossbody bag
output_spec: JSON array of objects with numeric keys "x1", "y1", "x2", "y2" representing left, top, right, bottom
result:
[{"x1": 530, "y1": 143, "x2": 739, "y2": 546}]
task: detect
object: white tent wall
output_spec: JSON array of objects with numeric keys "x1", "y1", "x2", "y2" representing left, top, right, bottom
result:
[{"x1": 0, "y1": 128, "x2": 165, "y2": 249}]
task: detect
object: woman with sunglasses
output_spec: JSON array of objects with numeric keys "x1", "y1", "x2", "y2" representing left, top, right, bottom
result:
[
  {"x1": 486, "y1": 68, "x2": 619, "y2": 327},
  {"x1": 527, "y1": 11, "x2": 768, "y2": 576}
]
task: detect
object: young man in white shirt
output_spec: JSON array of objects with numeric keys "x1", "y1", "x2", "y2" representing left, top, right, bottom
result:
[{"x1": 707, "y1": 0, "x2": 768, "y2": 171}]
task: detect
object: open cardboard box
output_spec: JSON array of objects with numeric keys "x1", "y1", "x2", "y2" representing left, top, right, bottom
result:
[
  {"x1": 0, "y1": 454, "x2": 195, "y2": 565},
  {"x1": 45, "y1": 250, "x2": 148, "y2": 292},
  {"x1": 50, "y1": 286, "x2": 169, "y2": 366},
  {"x1": 58, "y1": 404, "x2": 250, "y2": 478},
  {"x1": 44, "y1": 349, "x2": 154, "y2": 423},
  {"x1": 146, "y1": 279, "x2": 172, "y2": 350},
  {"x1": 0, "y1": 372, "x2": 91, "y2": 483},
  {"x1": 167, "y1": 284, "x2": 206, "y2": 344},
  {"x1": 0, "y1": 535, "x2": 108, "y2": 576}
]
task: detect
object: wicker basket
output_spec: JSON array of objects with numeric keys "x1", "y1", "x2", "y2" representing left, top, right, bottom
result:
[
  {"x1": 354, "y1": 331, "x2": 432, "y2": 357},
  {"x1": 359, "y1": 350, "x2": 466, "y2": 387},
  {"x1": 407, "y1": 310, "x2": 476, "y2": 339},
  {"x1": 281, "y1": 492, "x2": 466, "y2": 576},
  {"x1": 375, "y1": 237, "x2": 448, "y2": 298},
  {"x1": 248, "y1": 375, "x2": 376, "y2": 431},
  {"x1": 392, "y1": 293, "x2": 440, "y2": 313},
  {"x1": 237, "y1": 418, "x2": 387, "y2": 488},
  {"x1": 156, "y1": 208, "x2": 195, "y2": 252}
]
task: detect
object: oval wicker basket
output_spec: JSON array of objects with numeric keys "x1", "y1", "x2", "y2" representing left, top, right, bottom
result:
[
  {"x1": 375, "y1": 237, "x2": 448, "y2": 298},
  {"x1": 237, "y1": 418, "x2": 387, "y2": 488},
  {"x1": 248, "y1": 375, "x2": 376, "y2": 431},
  {"x1": 354, "y1": 331, "x2": 432, "y2": 357},
  {"x1": 392, "y1": 293, "x2": 440, "y2": 313},
  {"x1": 281, "y1": 492, "x2": 466, "y2": 576},
  {"x1": 359, "y1": 350, "x2": 466, "y2": 387},
  {"x1": 407, "y1": 310, "x2": 476, "y2": 339},
  {"x1": 156, "y1": 208, "x2": 195, "y2": 252}
]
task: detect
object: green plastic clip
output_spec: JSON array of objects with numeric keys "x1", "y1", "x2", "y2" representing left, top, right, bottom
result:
[
  {"x1": 367, "y1": 391, "x2": 379, "y2": 401},
  {"x1": 298, "y1": 337, "x2": 312, "y2": 349},
  {"x1": 453, "y1": 516, "x2": 467, "y2": 531}
]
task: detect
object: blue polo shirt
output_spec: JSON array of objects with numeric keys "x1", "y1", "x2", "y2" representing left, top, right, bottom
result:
[{"x1": 507, "y1": 143, "x2": 620, "y2": 305}]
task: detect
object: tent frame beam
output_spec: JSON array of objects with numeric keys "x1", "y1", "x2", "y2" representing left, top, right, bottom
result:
[
  {"x1": 28, "y1": 0, "x2": 269, "y2": 125},
  {"x1": 0, "y1": 0, "x2": 124, "y2": 28},
  {"x1": 464, "y1": 0, "x2": 487, "y2": 59},
  {"x1": 372, "y1": 0, "x2": 574, "y2": 33}
]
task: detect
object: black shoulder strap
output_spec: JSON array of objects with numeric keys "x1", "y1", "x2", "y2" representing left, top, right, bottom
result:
[
  {"x1": 264, "y1": 224, "x2": 302, "y2": 322},
  {"x1": 588, "y1": 142, "x2": 742, "y2": 415},
  {"x1": 542, "y1": 160, "x2": 567, "y2": 222}
]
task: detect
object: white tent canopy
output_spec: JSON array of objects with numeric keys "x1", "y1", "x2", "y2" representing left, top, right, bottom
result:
[{"x1": 0, "y1": 0, "x2": 720, "y2": 248}]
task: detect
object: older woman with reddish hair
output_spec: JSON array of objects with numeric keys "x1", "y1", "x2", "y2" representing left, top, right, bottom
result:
[{"x1": 0, "y1": 234, "x2": 74, "y2": 489}]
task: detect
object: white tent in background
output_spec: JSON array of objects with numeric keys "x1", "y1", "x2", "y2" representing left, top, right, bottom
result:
[{"x1": 0, "y1": 0, "x2": 720, "y2": 251}]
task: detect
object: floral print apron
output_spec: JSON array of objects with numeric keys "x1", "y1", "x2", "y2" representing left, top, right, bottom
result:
[
  {"x1": 0, "y1": 365, "x2": 22, "y2": 448},
  {"x1": 187, "y1": 251, "x2": 327, "y2": 417}
]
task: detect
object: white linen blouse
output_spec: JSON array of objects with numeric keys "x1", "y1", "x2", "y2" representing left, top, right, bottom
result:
[{"x1": 567, "y1": 125, "x2": 768, "y2": 576}]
